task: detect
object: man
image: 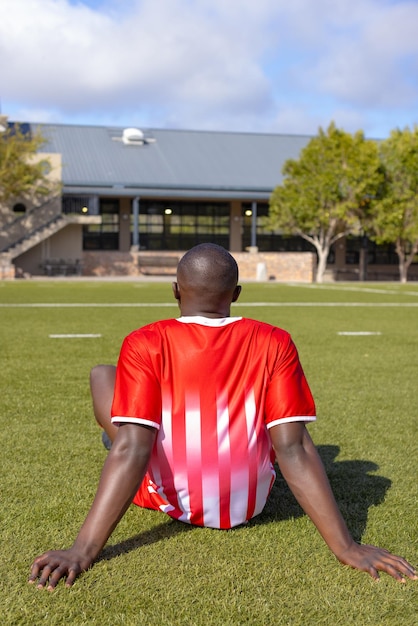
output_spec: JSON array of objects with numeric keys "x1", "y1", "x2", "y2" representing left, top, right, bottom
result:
[{"x1": 29, "y1": 243, "x2": 416, "y2": 590}]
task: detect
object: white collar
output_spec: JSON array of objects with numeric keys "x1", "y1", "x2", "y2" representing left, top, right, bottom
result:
[{"x1": 177, "y1": 316, "x2": 242, "y2": 326}]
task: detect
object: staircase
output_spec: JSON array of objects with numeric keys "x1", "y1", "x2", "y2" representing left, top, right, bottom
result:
[
  {"x1": 0, "y1": 198, "x2": 100, "y2": 277},
  {"x1": 1, "y1": 214, "x2": 72, "y2": 260},
  {"x1": 1, "y1": 197, "x2": 62, "y2": 252}
]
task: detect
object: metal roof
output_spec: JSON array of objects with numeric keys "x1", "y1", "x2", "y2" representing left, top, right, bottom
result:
[{"x1": 34, "y1": 123, "x2": 311, "y2": 200}]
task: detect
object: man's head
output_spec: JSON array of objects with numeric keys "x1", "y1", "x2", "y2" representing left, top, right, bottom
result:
[{"x1": 173, "y1": 243, "x2": 241, "y2": 317}]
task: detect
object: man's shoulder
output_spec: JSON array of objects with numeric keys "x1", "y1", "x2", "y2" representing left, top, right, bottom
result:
[
  {"x1": 125, "y1": 318, "x2": 178, "y2": 341},
  {"x1": 242, "y1": 317, "x2": 290, "y2": 337}
]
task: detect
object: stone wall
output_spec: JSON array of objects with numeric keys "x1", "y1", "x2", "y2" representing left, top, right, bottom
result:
[
  {"x1": 232, "y1": 251, "x2": 315, "y2": 282},
  {"x1": 82, "y1": 251, "x2": 144, "y2": 276},
  {"x1": 0, "y1": 256, "x2": 15, "y2": 279},
  {"x1": 82, "y1": 250, "x2": 316, "y2": 282}
]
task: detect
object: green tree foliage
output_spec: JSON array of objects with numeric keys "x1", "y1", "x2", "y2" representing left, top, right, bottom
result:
[
  {"x1": 370, "y1": 126, "x2": 418, "y2": 283},
  {"x1": 269, "y1": 123, "x2": 384, "y2": 282},
  {"x1": 0, "y1": 122, "x2": 52, "y2": 212}
]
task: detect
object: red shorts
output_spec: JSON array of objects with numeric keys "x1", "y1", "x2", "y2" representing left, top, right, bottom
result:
[{"x1": 132, "y1": 473, "x2": 170, "y2": 512}]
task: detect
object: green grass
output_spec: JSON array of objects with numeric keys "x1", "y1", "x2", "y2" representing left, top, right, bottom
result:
[{"x1": 1, "y1": 280, "x2": 417, "y2": 625}]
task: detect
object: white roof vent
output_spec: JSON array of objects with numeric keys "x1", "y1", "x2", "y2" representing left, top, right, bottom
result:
[{"x1": 122, "y1": 127, "x2": 145, "y2": 144}]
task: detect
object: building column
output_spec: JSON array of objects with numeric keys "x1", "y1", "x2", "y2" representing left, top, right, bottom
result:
[
  {"x1": 229, "y1": 201, "x2": 242, "y2": 251},
  {"x1": 131, "y1": 196, "x2": 140, "y2": 250},
  {"x1": 119, "y1": 197, "x2": 131, "y2": 252}
]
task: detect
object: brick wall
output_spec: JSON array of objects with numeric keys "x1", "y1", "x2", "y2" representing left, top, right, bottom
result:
[{"x1": 82, "y1": 250, "x2": 315, "y2": 282}]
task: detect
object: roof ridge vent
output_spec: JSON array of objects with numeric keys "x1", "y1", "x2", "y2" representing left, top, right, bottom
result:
[{"x1": 122, "y1": 127, "x2": 145, "y2": 144}]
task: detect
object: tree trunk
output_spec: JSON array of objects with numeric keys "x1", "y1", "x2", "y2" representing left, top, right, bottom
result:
[
  {"x1": 315, "y1": 249, "x2": 329, "y2": 283},
  {"x1": 396, "y1": 240, "x2": 409, "y2": 283},
  {"x1": 397, "y1": 252, "x2": 408, "y2": 283},
  {"x1": 399, "y1": 241, "x2": 418, "y2": 283}
]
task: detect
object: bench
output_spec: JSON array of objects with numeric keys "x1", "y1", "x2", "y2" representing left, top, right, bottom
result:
[
  {"x1": 365, "y1": 270, "x2": 400, "y2": 281},
  {"x1": 40, "y1": 259, "x2": 83, "y2": 276},
  {"x1": 138, "y1": 255, "x2": 179, "y2": 275},
  {"x1": 334, "y1": 268, "x2": 359, "y2": 281}
]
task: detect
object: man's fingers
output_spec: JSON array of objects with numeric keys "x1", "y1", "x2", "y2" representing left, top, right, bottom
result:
[
  {"x1": 364, "y1": 548, "x2": 417, "y2": 582},
  {"x1": 47, "y1": 563, "x2": 82, "y2": 590},
  {"x1": 28, "y1": 554, "x2": 49, "y2": 582},
  {"x1": 364, "y1": 564, "x2": 380, "y2": 581},
  {"x1": 29, "y1": 553, "x2": 52, "y2": 580},
  {"x1": 46, "y1": 566, "x2": 69, "y2": 591},
  {"x1": 372, "y1": 550, "x2": 414, "y2": 578},
  {"x1": 28, "y1": 564, "x2": 40, "y2": 584},
  {"x1": 64, "y1": 568, "x2": 80, "y2": 588},
  {"x1": 35, "y1": 565, "x2": 54, "y2": 589},
  {"x1": 340, "y1": 544, "x2": 417, "y2": 582},
  {"x1": 383, "y1": 556, "x2": 417, "y2": 582},
  {"x1": 29, "y1": 550, "x2": 89, "y2": 590}
]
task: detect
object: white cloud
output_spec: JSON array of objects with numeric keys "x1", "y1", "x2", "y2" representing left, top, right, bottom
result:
[
  {"x1": 0, "y1": 0, "x2": 417, "y2": 137},
  {"x1": 313, "y1": 2, "x2": 418, "y2": 107},
  {"x1": 1, "y1": 1, "x2": 274, "y2": 114}
]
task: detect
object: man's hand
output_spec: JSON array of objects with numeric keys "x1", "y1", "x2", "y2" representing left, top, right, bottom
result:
[
  {"x1": 28, "y1": 548, "x2": 91, "y2": 591},
  {"x1": 270, "y1": 422, "x2": 417, "y2": 583},
  {"x1": 337, "y1": 543, "x2": 417, "y2": 583},
  {"x1": 28, "y1": 423, "x2": 156, "y2": 590}
]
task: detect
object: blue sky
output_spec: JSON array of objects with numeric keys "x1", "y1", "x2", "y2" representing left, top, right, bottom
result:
[{"x1": 1, "y1": 0, "x2": 417, "y2": 138}]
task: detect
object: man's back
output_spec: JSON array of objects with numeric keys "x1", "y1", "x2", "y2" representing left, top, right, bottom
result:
[{"x1": 111, "y1": 316, "x2": 315, "y2": 528}]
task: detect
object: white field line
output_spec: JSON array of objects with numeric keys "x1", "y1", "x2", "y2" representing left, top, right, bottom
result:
[
  {"x1": 236, "y1": 302, "x2": 418, "y2": 307},
  {"x1": 0, "y1": 302, "x2": 177, "y2": 307},
  {"x1": 337, "y1": 331, "x2": 382, "y2": 336},
  {"x1": 49, "y1": 333, "x2": 102, "y2": 338},
  {"x1": 286, "y1": 283, "x2": 418, "y2": 297},
  {"x1": 1, "y1": 302, "x2": 418, "y2": 308}
]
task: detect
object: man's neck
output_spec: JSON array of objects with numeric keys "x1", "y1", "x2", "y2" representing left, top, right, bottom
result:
[{"x1": 179, "y1": 308, "x2": 231, "y2": 318}]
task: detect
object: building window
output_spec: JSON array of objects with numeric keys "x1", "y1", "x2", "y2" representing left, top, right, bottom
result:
[
  {"x1": 345, "y1": 236, "x2": 398, "y2": 265},
  {"x1": 134, "y1": 200, "x2": 230, "y2": 250},
  {"x1": 83, "y1": 199, "x2": 120, "y2": 250},
  {"x1": 13, "y1": 203, "x2": 27, "y2": 213},
  {"x1": 63, "y1": 196, "x2": 99, "y2": 215},
  {"x1": 242, "y1": 203, "x2": 316, "y2": 253}
]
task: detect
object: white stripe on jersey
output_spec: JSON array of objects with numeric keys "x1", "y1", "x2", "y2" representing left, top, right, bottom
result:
[
  {"x1": 183, "y1": 396, "x2": 201, "y2": 523},
  {"x1": 214, "y1": 391, "x2": 231, "y2": 528},
  {"x1": 228, "y1": 389, "x2": 256, "y2": 526},
  {"x1": 152, "y1": 400, "x2": 175, "y2": 507}
]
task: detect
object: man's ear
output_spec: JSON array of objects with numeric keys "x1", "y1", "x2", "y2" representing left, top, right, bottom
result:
[
  {"x1": 232, "y1": 285, "x2": 242, "y2": 302},
  {"x1": 172, "y1": 282, "x2": 181, "y2": 301}
]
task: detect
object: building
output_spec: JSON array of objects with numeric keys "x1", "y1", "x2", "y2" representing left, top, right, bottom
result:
[{"x1": 0, "y1": 122, "x2": 414, "y2": 281}]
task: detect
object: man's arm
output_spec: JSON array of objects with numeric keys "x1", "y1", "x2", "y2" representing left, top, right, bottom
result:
[
  {"x1": 269, "y1": 421, "x2": 417, "y2": 582},
  {"x1": 29, "y1": 422, "x2": 156, "y2": 590}
]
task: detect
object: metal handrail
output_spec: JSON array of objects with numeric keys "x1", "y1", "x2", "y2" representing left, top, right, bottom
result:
[{"x1": 0, "y1": 196, "x2": 61, "y2": 252}]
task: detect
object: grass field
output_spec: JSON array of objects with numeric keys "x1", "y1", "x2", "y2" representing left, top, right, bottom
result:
[{"x1": 0, "y1": 279, "x2": 417, "y2": 625}]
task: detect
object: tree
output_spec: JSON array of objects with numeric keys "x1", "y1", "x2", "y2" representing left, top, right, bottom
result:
[
  {"x1": 370, "y1": 127, "x2": 418, "y2": 283},
  {"x1": 0, "y1": 121, "x2": 53, "y2": 219},
  {"x1": 269, "y1": 123, "x2": 384, "y2": 282}
]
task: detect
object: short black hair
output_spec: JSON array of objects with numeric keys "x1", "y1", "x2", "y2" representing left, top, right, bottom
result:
[{"x1": 177, "y1": 243, "x2": 238, "y2": 293}]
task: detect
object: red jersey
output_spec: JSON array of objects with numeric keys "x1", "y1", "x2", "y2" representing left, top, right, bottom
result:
[{"x1": 111, "y1": 316, "x2": 316, "y2": 529}]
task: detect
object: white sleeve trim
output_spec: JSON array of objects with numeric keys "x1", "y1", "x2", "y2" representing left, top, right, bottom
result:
[
  {"x1": 111, "y1": 416, "x2": 160, "y2": 430},
  {"x1": 266, "y1": 415, "x2": 316, "y2": 429}
]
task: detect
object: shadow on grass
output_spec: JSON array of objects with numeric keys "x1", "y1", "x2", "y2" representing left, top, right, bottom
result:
[
  {"x1": 97, "y1": 519, "x2": 195, "y2": 563},
  {"x1": 253, "y1": 445, "x2": 391, "y2": 542},
  {"x1": 97, "y1": 444, "x2": 391, "y2": 563}
]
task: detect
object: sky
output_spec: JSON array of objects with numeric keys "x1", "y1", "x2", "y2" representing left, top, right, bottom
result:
[{"x1": 1, "y1": 0, "x2": 417, "y2": 139}]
